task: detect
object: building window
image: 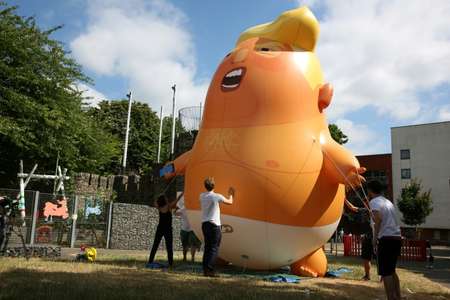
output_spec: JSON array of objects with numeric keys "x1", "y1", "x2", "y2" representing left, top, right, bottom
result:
[
  {"x1": 400, "y1": 149, "x2": 410, "y2": 160},
  {"x1": 364, "y1": 170, "x2": 388, "y2": 186},
  {"x1": 433, "y1": 230, "x2": 441, "y2": 241},
  {"x1": 401, "y1": 168, "x2": 411, "y2": 179}
]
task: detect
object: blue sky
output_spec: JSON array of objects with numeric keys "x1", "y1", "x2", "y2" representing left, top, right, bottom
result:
[{"x1": 9, "y1": 0, "x2": 450, "y2": 155}]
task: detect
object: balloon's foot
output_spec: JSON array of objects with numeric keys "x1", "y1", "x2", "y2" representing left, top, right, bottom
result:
[{"x1": 290, "y1": 247, "x2": 327, "y2": 277}]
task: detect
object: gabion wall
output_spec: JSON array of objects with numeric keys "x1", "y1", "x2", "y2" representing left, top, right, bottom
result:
[{"x1": 110, "y1": 203, "x2": 183, "y2": 251}]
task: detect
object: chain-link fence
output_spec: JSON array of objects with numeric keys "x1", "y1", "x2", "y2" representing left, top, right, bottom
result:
[
  {"x1": 0, "y1": 188, "x2": 36, "y2": 246},
  {"x1": 176, "y1": 106, "x2": 202, "y2": 159},
  {"x1": 1, "y1": 188, "x2": 194, "y2": 252},
  {"x1": 72, "y1": 194, "x2": 110, "y2": 248},
  {"x1": 178, "y1": 106, "x2": 202, "y2": 132},
  {"x1": 0, "y1": 189, "x2": 111, "y2": 249}
]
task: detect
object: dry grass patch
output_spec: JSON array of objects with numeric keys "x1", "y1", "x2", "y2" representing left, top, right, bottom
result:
[{"x1": 0, "y1": 253, "x2": 449, "y2": 300}]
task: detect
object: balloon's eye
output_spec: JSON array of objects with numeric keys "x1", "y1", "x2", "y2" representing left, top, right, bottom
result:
[
  {"x1": 260, "y1": 48, "x2": 270, "y2": 51},
  {"x1": 225, "y1": 52, "x2": 231, "y2": 57}
]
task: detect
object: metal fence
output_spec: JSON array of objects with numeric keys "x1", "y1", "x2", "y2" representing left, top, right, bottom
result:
[
  {"x1": 178, "y1": 106, "x2": 202, "y2": 132},
  {"x1": 0, "y1": 189, "x2": 112, "y2": 249}
]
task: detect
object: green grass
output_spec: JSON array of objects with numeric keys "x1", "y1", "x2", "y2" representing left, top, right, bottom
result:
[{"x1": 0, "y1": 252, "x2": 449, "y2": 300}]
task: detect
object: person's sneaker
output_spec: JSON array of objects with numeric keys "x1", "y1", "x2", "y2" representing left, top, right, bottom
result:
[
  {"x1": 203, "y1": 270, "x2": 218, "y2": 277},
  {"x1": 362, "y1": 275, "x2": 371, "y2": 281},
  {"x1": 145, "y1": 262, "x2": 153, "y2": 269},
  {"x1": 145, "y1": 262, "x2": 167, "y2": 269}
]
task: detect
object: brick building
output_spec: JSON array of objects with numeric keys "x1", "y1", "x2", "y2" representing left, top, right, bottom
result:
[{"x1": 356, "y1": 153, "x2": 393, "y2": 201}]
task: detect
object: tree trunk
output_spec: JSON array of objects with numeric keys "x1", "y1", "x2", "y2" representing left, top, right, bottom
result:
[{"x1": 415, "y1": 226, "x2": 422, "y2": 240}]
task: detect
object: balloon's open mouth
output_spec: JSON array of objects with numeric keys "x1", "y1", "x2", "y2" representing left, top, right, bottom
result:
[{"x1": 221, "y1": 67, "x2": 246, "y2": 91}]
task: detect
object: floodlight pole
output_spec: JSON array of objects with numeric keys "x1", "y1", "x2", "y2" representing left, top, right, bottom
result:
[
  {"x1": 170, "y1": 84, "x2": 176, "y2": 159},
  {"x1": 157, "y1": 106, "x2": 163, "y2": 163},
  {"x1": 122, "y1": 91, "x2": 133, "y2": 173}
]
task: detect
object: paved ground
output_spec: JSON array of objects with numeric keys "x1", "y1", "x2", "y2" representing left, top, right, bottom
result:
[{"x1": 398, "y1": 246, "x2": 450, "y2": 289}]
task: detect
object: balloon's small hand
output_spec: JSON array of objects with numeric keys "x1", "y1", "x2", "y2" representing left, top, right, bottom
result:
[{"x1": 347, "y1": 167, "x2": 366, "y2": 188}]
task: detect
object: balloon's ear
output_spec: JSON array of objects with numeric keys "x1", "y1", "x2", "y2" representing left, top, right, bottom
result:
[{"x1": 318, "y1": 83, "x2": 333, "y2": 113}]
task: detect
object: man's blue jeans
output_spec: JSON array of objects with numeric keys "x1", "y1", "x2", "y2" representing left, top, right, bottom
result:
[{"x1": 202, "y1": 221, "x2": 222, "y2": 273}]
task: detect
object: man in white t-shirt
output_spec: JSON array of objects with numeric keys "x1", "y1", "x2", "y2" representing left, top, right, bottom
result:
[
  {"x1": 175, "y1": 196, "x2": 201, "y2": 263},
  {"x1": 200, "y1": 177, "x2": 234, "y2": 277},
  {"x1": 368, "y1": 180, "x2": 402, "y2": 300}
]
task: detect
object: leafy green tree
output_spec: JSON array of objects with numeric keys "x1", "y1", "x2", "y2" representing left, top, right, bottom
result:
[
  {"x1": 397, "y1": 179, "x2": 433, "y2": 239},
  {"x1": 88, "y1": 100, "x2": 161, "y2": 174},
  {"x1": 329, "y1": 124, "x2": 348, "y2": 145},
  {"x1": 88, "y1": 99, "x2": 188, "y2": 174},
  {"x1": 163, "y1": 116, "x2": 187, "y2": 161},
  {"x1": 0, "y1": 3, "x2": 119, "y2": 188}
]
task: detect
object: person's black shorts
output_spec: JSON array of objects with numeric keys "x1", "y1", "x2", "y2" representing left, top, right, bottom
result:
[
  {"x1": 361, "y1": 236, "x2": 374, "y2": 261},
  {"x1": 180, "y1": 230, "x2": 201, "y2": 250},
  {"x1": 377, "y1": 237, "x2": 402, "y2": 277}
]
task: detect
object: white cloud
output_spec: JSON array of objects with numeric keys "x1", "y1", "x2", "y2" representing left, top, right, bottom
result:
[
  {"x1": 438, "y1": 105, "x2": 450, "y2": 121},
  {"x1": 297, "y1": 0, "x2": 319, "y2": 8},
  {"x1": 335, "y1": 119, "x2": 386, "y2": 155},
  {"x1": 297, "y1": 0, "x2": 450, "y2": 122},
  {"x1": 75, "y1": 83, "x2": 107, "y2": 107},
  {"x1": 70, "y1": 0, "x2": 208, "y2": 113}
]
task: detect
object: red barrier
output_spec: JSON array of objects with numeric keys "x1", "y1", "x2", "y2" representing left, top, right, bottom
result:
[
  {"x1": 343, "y1": 235, "x2": 351, "y2": 256},
  {"x1": 343, "y1": 234, "x2": 427, "y2": 261},
  {"x1": 401, "y1": 239, "x2": 427, "y2": 261}
]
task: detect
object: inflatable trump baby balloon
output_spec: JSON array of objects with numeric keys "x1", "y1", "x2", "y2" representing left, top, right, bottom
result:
[{"x1": 165, "y1": 6, "x2": 365, "y2": 277}]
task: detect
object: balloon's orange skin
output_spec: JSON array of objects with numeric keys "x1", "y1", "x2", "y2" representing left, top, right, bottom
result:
[
  {"x1": 171, "y1": 26, "x2": 363, "y2": 277},
  {"x1": 179, "y1": 37, "x2": 358, "y2": 224}
]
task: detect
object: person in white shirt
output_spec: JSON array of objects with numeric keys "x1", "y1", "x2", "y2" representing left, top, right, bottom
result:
[
  {"x1": 200, "y1": 177, "x2": 235, "y2": 277},
  {"x1": 368, "y1": 180, "x2": 402, "y2": 300},
  {"x1": 175, "y1": 195, "x2": 201, "y2": 263}
]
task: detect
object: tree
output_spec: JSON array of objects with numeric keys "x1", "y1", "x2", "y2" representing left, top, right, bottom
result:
[
  {"x1": 0, "y1": 4, "x2": 120, "y2": 188},
  {"x1": 397, "y1": 179, "x2": 433, "y2": 239},
  {"x1": 329, "y1": 124, "x2": 348, "y2": 145},
  {"x1": 88, "y1": 100, "x2": 188, "y2": 174},
  {"x1": 88, "y1": 100, "x2": 161, "y2": 174}
]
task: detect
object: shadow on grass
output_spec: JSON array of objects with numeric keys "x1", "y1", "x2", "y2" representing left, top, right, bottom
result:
[
  {"x1": 0, "y1": 267, "x2": 382, "y2": 300},
  {"x1": 54, "y1": 256, "x2": 286, "y2": 276}
]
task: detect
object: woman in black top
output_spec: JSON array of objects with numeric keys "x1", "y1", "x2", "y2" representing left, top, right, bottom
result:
[{"x1": 147, "y1": 193, "x2": 183, "y2": 267}]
